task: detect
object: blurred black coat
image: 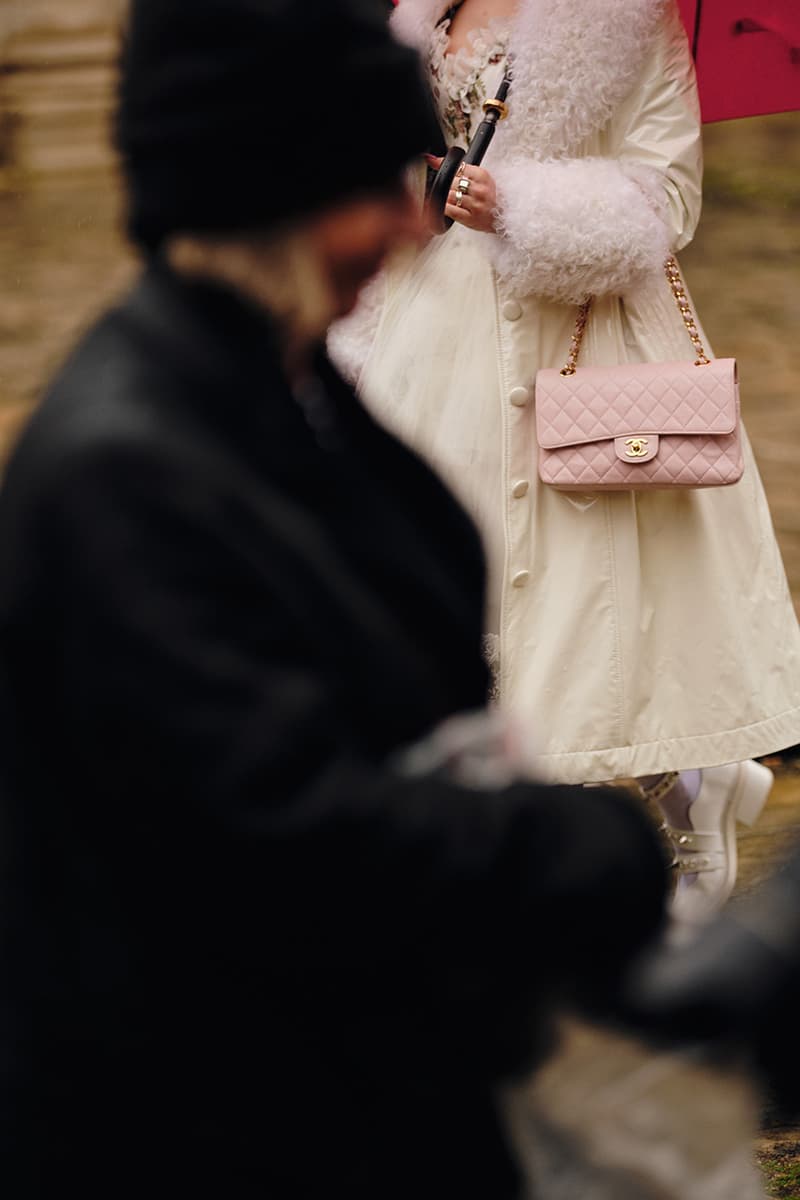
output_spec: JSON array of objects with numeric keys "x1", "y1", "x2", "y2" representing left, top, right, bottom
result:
[{"x1": 0, "y1": 265, "x2": 665, "y2": 1198}]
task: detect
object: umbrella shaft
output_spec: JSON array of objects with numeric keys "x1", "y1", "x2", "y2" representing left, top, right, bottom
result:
[
  {"x1": 463, "y1": 67, "x2": 512, "y2": 168},
  {"x1": 463, "y1": 120, "x2": 497, "y2": 167}
]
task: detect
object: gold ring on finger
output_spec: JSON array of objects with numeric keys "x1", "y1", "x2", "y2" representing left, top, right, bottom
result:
[
  {"x1": 454, "y1": 192, "x2": 465, "y2": 207},
  {"x1": 456, "y1": 162, "x2": 466, "y2": 178}
]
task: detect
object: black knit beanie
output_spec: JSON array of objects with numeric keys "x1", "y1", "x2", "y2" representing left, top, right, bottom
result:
[{"x1": 117, "y1": 0, "x2": 438, "y2": 250}]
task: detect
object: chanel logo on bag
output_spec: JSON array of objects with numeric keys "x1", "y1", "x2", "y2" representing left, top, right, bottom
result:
[{"x1": 625, "y1": 437, "x2": 649, "y2": 458}]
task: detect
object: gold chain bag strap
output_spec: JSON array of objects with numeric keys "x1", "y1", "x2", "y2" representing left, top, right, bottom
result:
[{"x1": 534, "y1": 258, "x2": 743, "y2": 491}]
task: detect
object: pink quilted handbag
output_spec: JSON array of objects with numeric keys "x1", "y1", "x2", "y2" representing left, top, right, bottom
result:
[{"x1": 535, "y1": 259, "x2": 743, "y2": 491}]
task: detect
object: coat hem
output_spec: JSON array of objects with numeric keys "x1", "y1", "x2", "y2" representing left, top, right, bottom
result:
[{"x1": 531, "y1": 705, "x2": 800, "y2": 784}]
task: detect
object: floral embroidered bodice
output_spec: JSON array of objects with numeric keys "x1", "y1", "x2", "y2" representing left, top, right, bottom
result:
[{"x1": 428, "y1": 17, "x2": 511, "y2": 148}]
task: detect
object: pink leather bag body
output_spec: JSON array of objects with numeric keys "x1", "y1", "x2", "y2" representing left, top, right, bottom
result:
[{"x1": 534, "y1": 259, "x2": 744, "y2": 492}]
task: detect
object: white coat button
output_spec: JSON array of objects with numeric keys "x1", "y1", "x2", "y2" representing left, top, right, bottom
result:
[
  {"x1": 502, "y1": 300, "x2": 523, "y2": 321},
  {"x1": 512, "y1": 480, "x2": 530, "y2": 499},
  {"x1": 509, "y1": 386, "x2": 530, "y2": 408},
  {"x1": 512, "y1": 570, "x2": 531, "y2": 589}
]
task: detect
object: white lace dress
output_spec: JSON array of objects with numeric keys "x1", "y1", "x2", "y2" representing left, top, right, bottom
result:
[
  {"x1": 427, "y1": 18, "x2": 510, "y2": 684},
  {"x1": 376, "y1": 17, "x2": 513, "y2": 655},
  {"x1": 427, "y1": 16, "x2": 510, "y2": 150}
]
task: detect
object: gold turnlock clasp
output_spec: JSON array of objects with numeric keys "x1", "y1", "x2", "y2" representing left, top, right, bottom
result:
[
  {"x1": 482, "y1": 97, "x2": 509, "y2": 120},
  {"x1": 625, "y1": 437, "x2": 649, "y2": 458}
]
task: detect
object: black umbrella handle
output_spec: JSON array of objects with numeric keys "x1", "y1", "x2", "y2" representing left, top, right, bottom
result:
[
  {"x1": 429, "y1": 66, "x2": 513, "y2": 235},
  {"x1": 464, "y1": 69, "x2": 512, "y2": 166}
]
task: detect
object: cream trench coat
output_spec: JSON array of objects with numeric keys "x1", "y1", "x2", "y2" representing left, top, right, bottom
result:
[{"x1": 331, "y1": 0, "x2": 800, "y2": 783}]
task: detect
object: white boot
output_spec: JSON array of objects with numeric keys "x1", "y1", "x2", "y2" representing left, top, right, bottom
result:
[{"x1": 662, "y1": 761, "x2": 773, "y2": 927}]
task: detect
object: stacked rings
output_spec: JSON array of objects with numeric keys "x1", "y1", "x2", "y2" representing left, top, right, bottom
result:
[{"x1": 454, "y1": 174, "x2": 471, "y2": 208}]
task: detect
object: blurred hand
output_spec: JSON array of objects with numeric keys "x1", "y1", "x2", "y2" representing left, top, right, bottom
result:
[{"x1": 425, "y1": 155, "x2": 499, "y2": 234}]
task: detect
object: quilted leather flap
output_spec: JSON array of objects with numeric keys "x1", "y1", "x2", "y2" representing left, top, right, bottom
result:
[{"x1": 535, "y1": 358, "x2": 738, "y2": 450}]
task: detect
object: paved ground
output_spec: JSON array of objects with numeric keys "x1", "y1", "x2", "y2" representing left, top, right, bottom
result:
[
  {"x1": 737, "y1": 758, "x2": 800, "y2": 895},
  {"x1": 681, "y1": 113, "x2": 800, "y2": 609},
  {"x1": 685, "y1": 125, "x2": 800, "y2": 1188}
]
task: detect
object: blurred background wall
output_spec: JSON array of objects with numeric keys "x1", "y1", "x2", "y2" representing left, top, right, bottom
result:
[
  {"x1": 0, "y1": 0, "x2": 134, "y2": 451},
  {"x1": 0, "y1": 1, "x2": 122, "y2": 176},
  {"x1": 0, "y1": 1, "x2": 799, "y2": 601}
]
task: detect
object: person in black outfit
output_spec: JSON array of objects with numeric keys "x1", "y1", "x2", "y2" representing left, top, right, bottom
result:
[{"x1": 0, "y1": 2, "x2": 667, "y2": 1195}]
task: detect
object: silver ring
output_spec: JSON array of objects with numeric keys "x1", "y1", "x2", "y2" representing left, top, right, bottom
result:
[{"x1": 456, "y1": 177, "x2": 471, "y2": 195}]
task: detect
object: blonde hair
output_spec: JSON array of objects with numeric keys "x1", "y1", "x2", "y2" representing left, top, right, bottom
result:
[{"x1": 167, "y1": 227, "x2": 337, "y2": 357}]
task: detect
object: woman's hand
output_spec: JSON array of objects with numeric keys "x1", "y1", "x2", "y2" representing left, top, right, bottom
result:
[{"x1": 425, "y1": 155, "x2": 499, "y2": 234}]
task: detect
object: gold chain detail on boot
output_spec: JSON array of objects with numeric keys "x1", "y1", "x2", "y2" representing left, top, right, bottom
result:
[{"x1": 638, "y1": 771, "x2": 680, "y2": 806}]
